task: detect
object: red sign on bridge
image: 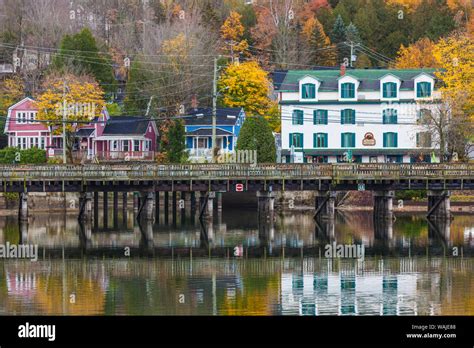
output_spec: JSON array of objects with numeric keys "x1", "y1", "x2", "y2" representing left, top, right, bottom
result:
[{"x1": 235, "y1": 183, "x2": 244, "y2": 192}]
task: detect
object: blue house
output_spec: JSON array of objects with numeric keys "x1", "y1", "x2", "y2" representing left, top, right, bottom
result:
[{"x1": 183, "y1": 107, "x2": 245, "y2": 161}]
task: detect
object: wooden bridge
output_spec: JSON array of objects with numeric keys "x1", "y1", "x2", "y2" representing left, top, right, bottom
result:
[
  {"x1": 3, "y1": 163, "x2": 474, "y2": 223},
  {"x1": 1, "y1": 163, "x2": 474, "y2": 192}
]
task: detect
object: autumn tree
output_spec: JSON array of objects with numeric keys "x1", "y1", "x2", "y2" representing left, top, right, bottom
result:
[
  {"x1": 304, "y1": 17, "x2": 336, "y2": 66},
  {"x1": 433, "y1": 33, "x2": 474, "y2": 116},
  {"x1": 421, "y1": 33, "x2": 474, "y2": 161},
  {"x1": 0, "y1": 76, "x2": 24, "y2": 148},
  {"x1": 394, "y1": 38, "x2": 440, "y2": 68},
  {"x1": 220, "y1": 11, "x2": 249, "y2": 61},
  {"x1": 35, "y1": 73, "x2": 105, "y2": 162},
  {"x1": 218, "y1": 61, "x2": 279, "y2": 131}
]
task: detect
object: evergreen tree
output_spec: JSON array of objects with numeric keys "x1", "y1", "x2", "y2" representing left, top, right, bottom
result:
[
  {"x1": 345, "y1": 22, "x2": 361, "y2": 44},
  {"x1": 331, "y1": 15, "x2": 347, "y2": 65},
  {"x1": 123, "y1": 59, "x2": 150, "y2": 115},
  {"x1": 54, "y1": 28, "x2": 116, "y2": 94},
  {"x1": 236, "y1": 116, "x2": 276, "y2": 163},
  {"x1": 159, "y1": 119, "x2": 187, "y2": 163},
  {"x1": 309, "y1": 18, "x2": 336, "y2": 66}
]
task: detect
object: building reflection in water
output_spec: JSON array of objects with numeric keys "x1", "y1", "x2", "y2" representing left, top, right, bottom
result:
[
  {"x1": 0, "y1": 257, "x2": 473, "y2": 315},
  {"x1": 0, "y1": 209, "x2": 473, "y2": 315}
]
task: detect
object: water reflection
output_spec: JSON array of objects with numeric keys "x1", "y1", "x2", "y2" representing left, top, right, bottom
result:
[
  {"x1": 1, "y1": 209, "x2": 474, "y2": 315},
  {"x1": 0, "y1": 258, "x2": 473, "y2": 315},
  {"x1": 0, "y1": 210, "x2": 474, "y2": 256}
]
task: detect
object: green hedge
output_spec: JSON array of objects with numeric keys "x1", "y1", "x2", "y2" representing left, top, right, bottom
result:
[{"x1": 0, "y1": 147, "x2": 47, "y2": 164}]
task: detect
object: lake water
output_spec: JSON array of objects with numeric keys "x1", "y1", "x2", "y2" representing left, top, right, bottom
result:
[{"x1": 0, "y1": 208, "x2": 473, "y2": 315}]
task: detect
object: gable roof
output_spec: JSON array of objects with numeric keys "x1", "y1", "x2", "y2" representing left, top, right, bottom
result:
[
  {"x1": 102, "y1": 116, "x2": 150, "y2": 135},
  {"x1": 279, "y1": 68, "x2": 438, "y2": 92},
  {"x1": 7, "y1": 97, "x2": 35, "y2": 111},
  {"x1": 5, "y1": 97, "x2": 36, "y2": 133},
  {"x1": 183, "y1": 107, "x2": 243, "y2": 126}
]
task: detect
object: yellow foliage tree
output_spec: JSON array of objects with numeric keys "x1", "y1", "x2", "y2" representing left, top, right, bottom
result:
[
  {"x1": 385, "y1": 0, "x2": 422, "y2": 12},
  {"x1": 0, "y1": 76, "x2": 24, "y2": 116},
  {"x1": 433, "y1": 33, "x2": 474, "y2": 120},
  {"x1": 394, "y1": 38, "x2": 441, "y2": 68},
  {"x1": 220, "y1": 10, "x2": 249, "y2": 61},
  {"x1": 35, "y1": 73, "x2": 105, "y2": 162},
  {"x1": 0, "y1": 76, "x2": 24, "y2": 146},
  {"x1": 218, "y1": 60, "x2": 280, "y2": 131}
]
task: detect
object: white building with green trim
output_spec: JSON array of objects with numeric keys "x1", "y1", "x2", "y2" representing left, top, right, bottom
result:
[{"x1": 275, "y1": 68, "x2": 440, "y2": 163}]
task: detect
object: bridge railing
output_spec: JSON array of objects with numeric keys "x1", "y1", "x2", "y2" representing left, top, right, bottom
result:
[{"x1": 0, "y1": 163, "x2": 473, "y2": 180}]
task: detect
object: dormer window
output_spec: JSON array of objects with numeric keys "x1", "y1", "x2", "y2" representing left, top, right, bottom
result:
[
  {"x1": 416, "y1": 82, "x2": 431, "y2": 98},
  {"x1": 341, "y1": 83, "x2": 355, "y2": 99},
  {"x1": 301, "y1": 83, "x2": 316, "y2": 99},
  {"x1": 382, "y1": 82, "x2": 397, "y2": 98}
]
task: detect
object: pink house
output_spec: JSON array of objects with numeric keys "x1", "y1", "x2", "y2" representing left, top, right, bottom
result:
[{"x1": 4, "y1": 97, "x2": 158, "y2": 161}]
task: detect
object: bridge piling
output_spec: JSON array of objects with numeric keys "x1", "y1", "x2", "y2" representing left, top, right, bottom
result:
[
  {"x1": 18, "y1": 192, "x2": 28, "y2": 222},
  {"x1": 164, "y1": 191, "x2": 169, "y2": 224},
  {"x1": 207, "y1": 192, "x2": 215, "y2": 218},
  {"x1": 103, "y1": 192, "x2": 108, "y2": 229},
  {"x1": 427, "y1": 190, "x2": 451, "y2": 220},
  {"x1": 373, "y1": 191, "x2": 394, "y2": 221},
  {"x1": 155, "y1": 192, "x2": 160, "y2": 223},
  {"x1": 93, "y1": 192, "x2": 99, "y2": 230},
  {"x1": 314, "y1": 191, "x2": 336, "y2": 220},
  {"x1": 144, "y1": 192, "x2": 155, "y2": 222},
  {"x1": 133, "y1": 192, "x2": 139, "y2": 215},
  {"x1": 257, "y1": 191, "x2": 275, "y2": 223},
  {"x1": 79, "y1": 192, "x2": 93, "y2": 223},
  {"x1": 217, "y1": 192, "x2": 222, "y2": 211},
  {"x1": 123, "y1": 192, "x2": 128, "y2": 226},
  {"x1": 113, "y1": 191, "x2": 119, "y2": 228}
]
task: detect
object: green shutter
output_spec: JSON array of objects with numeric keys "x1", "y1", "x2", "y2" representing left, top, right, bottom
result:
[
  {"x1": 341, "y1": 110, "x2": 345, "y2": 124},
  {"x1": 394, "y1": 133, "x2": 398, "y2": 147},
  {"x1": 351, "y1": 110, "x2": 355, "y2": 124},
  {"x1": 351, "y1": 133, "x2": 355, "y2": 147},
  {"x1": 289, "y1": 133, "x2": 293, "y2": 147},
  {"x1": 383, "y1": 83, "x2": 387, "y2": 98},
  {"x1": 324, "y1": 133, "x2": 328, "y2": 147},
  {"x1": 383, "y1": 133, "x2": 387, "y2": 147},
  {"x1": 313, "y1": 133, "x2": 316, "y2": 147}
]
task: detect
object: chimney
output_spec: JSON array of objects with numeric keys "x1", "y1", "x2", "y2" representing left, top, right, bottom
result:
[
  {"x1": 191, "y1": 94, "x2": 198, "y2": 110},
  {"x1": 340, "y1": 64, "x2": 346, "y2": 76}
]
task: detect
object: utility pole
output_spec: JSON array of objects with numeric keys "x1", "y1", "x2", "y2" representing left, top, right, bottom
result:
[
  {"x1": 211, "y1": 56, "x2": 218, "y2": 162},
  {"x1": 350, "y1": 41, "x2": 354, "y2": 68},
  {"x1": 145, "y1": 96, "x2": 154, "y2": 117},
  {"x1": 62, "y1": 81, "x2": 67, "y2": 164}
]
